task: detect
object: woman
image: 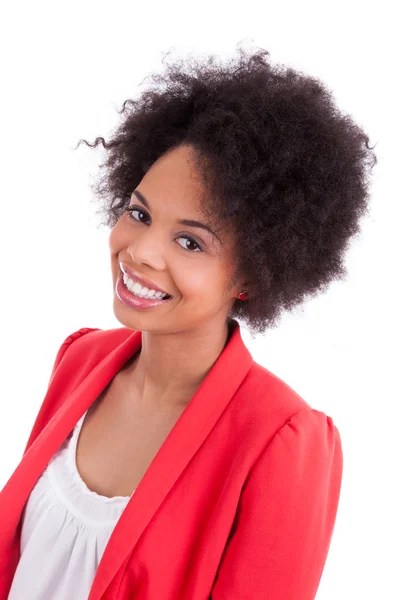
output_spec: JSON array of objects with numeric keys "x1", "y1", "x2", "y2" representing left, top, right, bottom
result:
[{"x1": 0, "y1": 47, "x2": 376, "y2": 599}]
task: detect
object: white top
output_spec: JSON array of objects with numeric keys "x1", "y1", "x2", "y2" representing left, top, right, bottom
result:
[{"x1": 8, "y1": 408, "x2": 135, "y2": 600}]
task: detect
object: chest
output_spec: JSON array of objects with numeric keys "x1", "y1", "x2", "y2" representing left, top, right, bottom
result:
[{"x1": 75, "y1": 378, "x2": 186, "y2": 498}]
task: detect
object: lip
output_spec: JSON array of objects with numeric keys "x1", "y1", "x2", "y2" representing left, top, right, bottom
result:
[
  {"x1": 116, "y1": 271, "x2": 172, "y2": 310},
  {"x1": 119, "y1": 263, "x2": 171, "y2": 296}
]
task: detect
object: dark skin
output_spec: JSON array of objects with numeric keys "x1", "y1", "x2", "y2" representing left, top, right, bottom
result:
[{"x1": 108, "y1": 144, "x2": 247, "y2": 410}]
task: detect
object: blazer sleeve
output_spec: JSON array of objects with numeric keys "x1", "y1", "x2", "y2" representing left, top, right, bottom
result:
[{"x1": 210, "y1": 408, "x2": 343, "y2": 600}]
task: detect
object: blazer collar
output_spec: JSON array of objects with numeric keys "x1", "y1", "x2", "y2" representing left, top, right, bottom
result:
[{"x1": 1, "y1": 319, "x2": 253, "y2": 599}]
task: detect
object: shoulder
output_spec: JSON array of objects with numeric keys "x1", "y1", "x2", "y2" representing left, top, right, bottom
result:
[
  {"x1": 245, "y1": 407, "x2": 343, "y2": 500},
  {"x1": 239, "y1": 360, "x2": 342, "y2": 459},
  {"x1": 269, "y1": 407, "x2": 342, "y2": 455},
  {"x1": 48, "y1": 326, "x2": 134, "y2": 382},
  {"x1": 57, "y1": 326, "x2": 101, "y2": 349},
  {"x1": 55, "y1": 326, "x2": 133, "y2": 353}
]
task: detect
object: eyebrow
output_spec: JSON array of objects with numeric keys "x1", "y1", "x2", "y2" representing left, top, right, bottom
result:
[{"x1": 131, "y1": 189, "x2": 221, "y2": 244}]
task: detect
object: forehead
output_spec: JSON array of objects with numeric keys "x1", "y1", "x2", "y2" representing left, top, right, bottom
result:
[
  {"x1": 136, "y1": 145, "x2": 236, "y2": 250},
  {"x1": 140, "y1": 145, "x2": 204, "y2": 211}
]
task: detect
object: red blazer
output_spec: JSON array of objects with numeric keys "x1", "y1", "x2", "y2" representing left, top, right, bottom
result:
[{"x1": 0, "y1": 320, "x2": 343, "y2": 599}]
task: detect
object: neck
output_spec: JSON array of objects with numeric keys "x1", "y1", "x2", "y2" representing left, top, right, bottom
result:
[{"x1": 120, "y1": 318, "x2": 235, "y2": 409}]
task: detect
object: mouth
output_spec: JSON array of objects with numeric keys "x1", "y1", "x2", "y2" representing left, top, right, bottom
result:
[
  {"x1": 116, "y1": 269, "x2": 173, "y2": 310},
  {"x1": 119, "y1": 263, "x2": 172, "y2": 297}
]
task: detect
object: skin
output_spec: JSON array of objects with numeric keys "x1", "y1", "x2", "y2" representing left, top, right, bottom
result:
[{"x1": 108, "y1": 144, "x2": 247, "y2": 410}]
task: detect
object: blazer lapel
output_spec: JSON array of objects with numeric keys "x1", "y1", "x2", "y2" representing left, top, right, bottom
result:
[{"x1": 0, "y1": 321, "x2": 253, "y2": 600}]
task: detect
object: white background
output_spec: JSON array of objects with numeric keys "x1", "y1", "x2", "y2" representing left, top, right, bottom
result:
[{"x1": 0, "y1": 1, "x2": 398, "y2": 598}]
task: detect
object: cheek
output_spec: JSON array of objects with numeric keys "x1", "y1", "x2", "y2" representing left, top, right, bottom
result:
[
  {"x1": 108, "y1": 219, "x2": 133, "y2": 259},
  {"x1": 174, "y1": 262, "x2": 223, "y2": 299},
  {"x1": 108, "y1": 222, "x2": 123, "y2": 253}
]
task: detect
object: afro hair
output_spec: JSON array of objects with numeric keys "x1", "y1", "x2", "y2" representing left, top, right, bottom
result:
[{"x1": 76, "y1": 45, "x2": 378, "y2": 336}]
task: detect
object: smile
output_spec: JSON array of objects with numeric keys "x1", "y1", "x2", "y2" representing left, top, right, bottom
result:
[
  {"x1": 122, "y1": 272, "x2": 171, "y2": 300},
  {"x1": 116, "y1": 270, "x2": 173, "y2": 311}
]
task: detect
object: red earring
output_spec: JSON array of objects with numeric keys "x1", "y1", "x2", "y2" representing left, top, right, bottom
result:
[{"x1": 237, "y1": 291, "x2": 248, "y2": 300}]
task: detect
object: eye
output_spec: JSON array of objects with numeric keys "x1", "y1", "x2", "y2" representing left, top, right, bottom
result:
[{"x1": 125, "y1": 206, "x2": 203, "y2": 253}]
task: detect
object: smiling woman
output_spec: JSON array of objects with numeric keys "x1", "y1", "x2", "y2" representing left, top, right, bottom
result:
[{"x1": 0, "y1": 44, "x2": 376, "y2": 600}]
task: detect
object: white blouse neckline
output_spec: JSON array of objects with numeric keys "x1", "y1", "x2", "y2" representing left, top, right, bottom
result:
[
  {"x1": 8, "y1": 408, "x2": 136, "y2": 599},
  {"x1": 45, "y1": 409, "x2": 134, "y2": 530}
]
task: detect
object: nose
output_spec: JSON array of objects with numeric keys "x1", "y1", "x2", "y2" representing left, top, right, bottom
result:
[{"x1": 126, "y1": 228, "x2": 167, "y2": 271}]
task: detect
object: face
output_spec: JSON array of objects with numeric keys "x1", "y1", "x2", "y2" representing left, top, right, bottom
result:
[{"x1": 108, "y1": 144, "x2": 243, "y2": 334}]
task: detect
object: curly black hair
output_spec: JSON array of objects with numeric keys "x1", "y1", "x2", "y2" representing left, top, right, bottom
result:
[{"x1": 76, "y1": 45, "x2": 378, "y2": 337}]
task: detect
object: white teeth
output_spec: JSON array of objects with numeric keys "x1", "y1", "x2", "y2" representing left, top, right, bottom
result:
[{"x1": 122, "y1": 273, "x2": 169, "y2": 300}]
